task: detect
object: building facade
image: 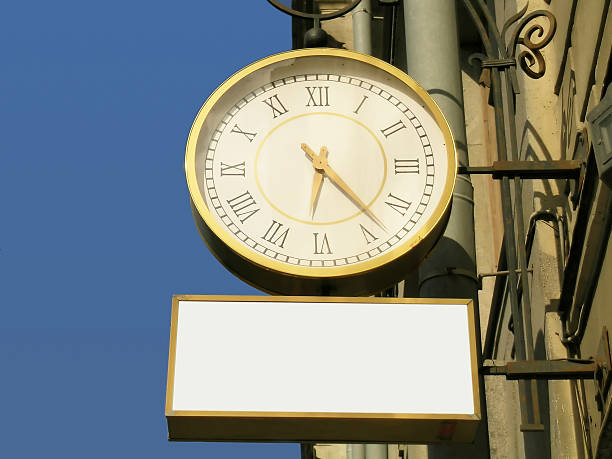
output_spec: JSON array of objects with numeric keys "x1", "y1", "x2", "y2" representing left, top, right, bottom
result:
[{"x1": 286, "y1": 1, "x2": 612, "y2": 458}]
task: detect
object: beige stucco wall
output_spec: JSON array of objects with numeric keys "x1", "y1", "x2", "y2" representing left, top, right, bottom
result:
[{"x1": 487, "y1": 0, "x2": 612, "y2": 457}]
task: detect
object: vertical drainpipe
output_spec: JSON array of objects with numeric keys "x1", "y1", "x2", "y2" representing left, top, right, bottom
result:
[
  {"x1": 403, "y1": 1, "x2": 489, "y2": 458},
  {"x1": 350, "y1": 7, "x2": 386, "y2": 459},
  {"x1": 353, "y1": 0, "x2": 372, "y2": 55}
]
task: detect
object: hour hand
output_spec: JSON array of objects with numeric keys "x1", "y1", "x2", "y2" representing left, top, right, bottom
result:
[
  {"x1": 301, "y1": 143, "x2": 317, "y2": 163},
  {"x1": 301, "y1": 143, "x2": 386, "y2": 230}
]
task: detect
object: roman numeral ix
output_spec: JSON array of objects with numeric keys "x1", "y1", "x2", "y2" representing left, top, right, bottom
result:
[
  {"x1": 220, "y1": 161, "x2": 245, "y2": 176},
  {"x1": 306, "y1": 86, "x2": 330, "y2": 107},
  {"x1": 262, "y1": 94, "x2": 289, "y2": 118},
  {"x1": 226, "y1": 191, "x2": 260, "y2": 223}
]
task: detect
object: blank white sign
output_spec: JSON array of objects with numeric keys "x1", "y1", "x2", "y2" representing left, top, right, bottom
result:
[{"x1": 169, "y1": 297, "x2": 476, "y2": 415}]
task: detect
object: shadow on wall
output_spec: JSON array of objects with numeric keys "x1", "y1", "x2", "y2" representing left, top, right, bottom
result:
[{"x1": 520, "y1": 120, "x2": 572, "y2": 217}]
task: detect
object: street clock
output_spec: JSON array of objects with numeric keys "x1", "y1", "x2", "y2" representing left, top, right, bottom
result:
[{"x1": 185, "y1": 48, "x2": 456, "y2": 295}]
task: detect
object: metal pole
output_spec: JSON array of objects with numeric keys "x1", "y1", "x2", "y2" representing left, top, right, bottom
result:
[
  {"x1": 403, "y1": 0, "x2": 477, "y2": 299},
  {"x1": 365, "y1": 444, "x2": 387, "y2": 459},
  {"x1": 347, "y1": 444, "x2": 365, "y2": 459},
  {"x1": 351, "y1": 2, "x2": 386, "y2": 458},
  {"x1": 403, "y1": 1, "x2": 489, "y2": 458},
  {"x1": 352, "y1": 0, "x2": 372, "y2": 54}
]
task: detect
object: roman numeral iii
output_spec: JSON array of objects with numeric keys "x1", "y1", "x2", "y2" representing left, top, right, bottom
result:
[
  {"x1": 305, "y1": 86, "x2": 330, "y2": 107},
  {"x1": 394, "y1": 158, "x2": 419, "y2": 174},
  {"x1": 262, "y1": 94, "x2": 289, "y2": 118},
  {"x1": 226, "y1": 191, "x2": 260, "y2": 223},
  {"x1": 262, "y1": 220, "x2": 290, "y2": 248}
]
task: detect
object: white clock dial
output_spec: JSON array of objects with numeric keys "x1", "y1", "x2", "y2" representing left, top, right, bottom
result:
[{"x1": 186, "y1": 50, "x2": 456, "y2": 295}]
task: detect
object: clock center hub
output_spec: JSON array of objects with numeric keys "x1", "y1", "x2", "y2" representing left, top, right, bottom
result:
[{"x1": 255, "y1": 112, "x2": 387, "y2": 226}]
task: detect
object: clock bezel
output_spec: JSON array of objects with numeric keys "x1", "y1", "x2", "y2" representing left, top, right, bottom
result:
[{"x1": 185, "y1": 48, "x2": 457, "y2": 296}]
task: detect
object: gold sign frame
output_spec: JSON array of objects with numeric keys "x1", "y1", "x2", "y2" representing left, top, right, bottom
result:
[{"x1": 166, "y1": 295, "x2": 481, "y2": 443}]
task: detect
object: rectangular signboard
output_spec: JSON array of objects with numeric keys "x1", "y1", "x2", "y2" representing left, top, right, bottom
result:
[{"x1": 166, "y1": 295, "x2": 480, "y2": 443}]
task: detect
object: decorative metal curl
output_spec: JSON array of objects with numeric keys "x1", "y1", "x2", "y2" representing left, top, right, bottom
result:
[{"x1": 504, "y1": 5, "x2": 557, "y2": 79}]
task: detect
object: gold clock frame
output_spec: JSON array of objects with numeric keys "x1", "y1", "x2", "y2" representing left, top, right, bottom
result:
[{"x1": 185, "y1": 48, "x2": 457, "y2": 296}]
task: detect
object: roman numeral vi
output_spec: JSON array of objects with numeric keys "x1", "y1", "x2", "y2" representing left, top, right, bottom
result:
[{"x1": 313, "y1": 232, "x2": 332, "y2": 254}]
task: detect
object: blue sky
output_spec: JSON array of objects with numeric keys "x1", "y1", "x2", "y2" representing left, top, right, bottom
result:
[{"x1": 0, "y1": 1, "x2": 301, "y2": 456}]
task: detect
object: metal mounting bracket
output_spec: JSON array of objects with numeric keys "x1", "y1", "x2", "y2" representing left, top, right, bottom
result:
[
  {"x1": 477, "y1": 268, "x2": 533, "y2": 290},
  {"x1": 459, "y1": 160, "x2": 586, "y2": 204},
  {"x1": 459, "y1": 160, "x2": 584, "y2": 180},
  {"x1": 481, "y1": 359, "x2": 598, "y2": 380}
]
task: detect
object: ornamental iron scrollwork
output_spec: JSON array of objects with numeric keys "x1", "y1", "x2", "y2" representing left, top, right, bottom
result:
[
  {"x1": 505, "y1": 6, "x2": 557, "y2": 79},
  {"x1": 468, "y1": 1, "x2": 556, "y2": 92}
]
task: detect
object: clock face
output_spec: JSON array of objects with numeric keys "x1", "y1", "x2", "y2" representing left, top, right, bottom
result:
[{"x1": 186, "y1": 49, "x2": 456, "y2": 295}]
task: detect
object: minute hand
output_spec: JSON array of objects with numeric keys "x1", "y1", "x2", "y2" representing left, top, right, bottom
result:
[{"x1": 323, "y1": 166, "x2": 385, "y2": 229}]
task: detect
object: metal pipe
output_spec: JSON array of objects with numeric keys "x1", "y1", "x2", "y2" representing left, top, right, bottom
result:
[
  {"x1": 347, "y1": 444, "x2": 365, "y2": 459},
  {"x1": 351, "y1": 2, "x2": 380, "y2": 458},
  {"x1": 403, "y1": 0, "x2": 475, "y2": 292},
  {"x1": 403, "y1": 1, "x2": 488, "y2": 457},
  {"x1": 365, "y1": 444, "x2": 387, "y2": 459},
  {"x1": 352, "y1": 0, "x2": 372, "y2": 54},
  {"x1": 388, "y1": 4, "x2": 398, "y2": 65},
  {"x1": 524, "y1": 210, "x2": 561, "y2": 264}
]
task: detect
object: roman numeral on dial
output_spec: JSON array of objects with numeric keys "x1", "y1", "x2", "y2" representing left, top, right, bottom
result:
[
  {"x1": 359, "y1": 224, "x2": 378, "y2": 244},
  {"x1": 381, "y1": 120, "x2": 406, "y2": 138},
  {"x1": 313, "y1": 232, "x2": 332, "y2": 254},
  {"x1": 385, "y1": 193, "x2": 412, "y2": 216},
  {"x1": 394, "y1": 158, "x2": 419, "y2": 174},
  {"x1": 262, "y1": 220, "x2": 290, "y2": 248},
  {"x1": 262, "y1": 94, "x2": 289, "y2": 118},
  {"x1": 305, "y1": 86, "x2": 329, "y2": 107},
  {"x1": 230, "y1": 124, "x2": 257, "y2": 142},
  {"x1": 220, "y1": 162, "x2": 245, "y2": 176},
  {"x1": 353, "y1": 95, "x2": 368, "y2": 114},
  {"x1": 226, "y1": 191, "x2": 260, "y2": 223}
]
